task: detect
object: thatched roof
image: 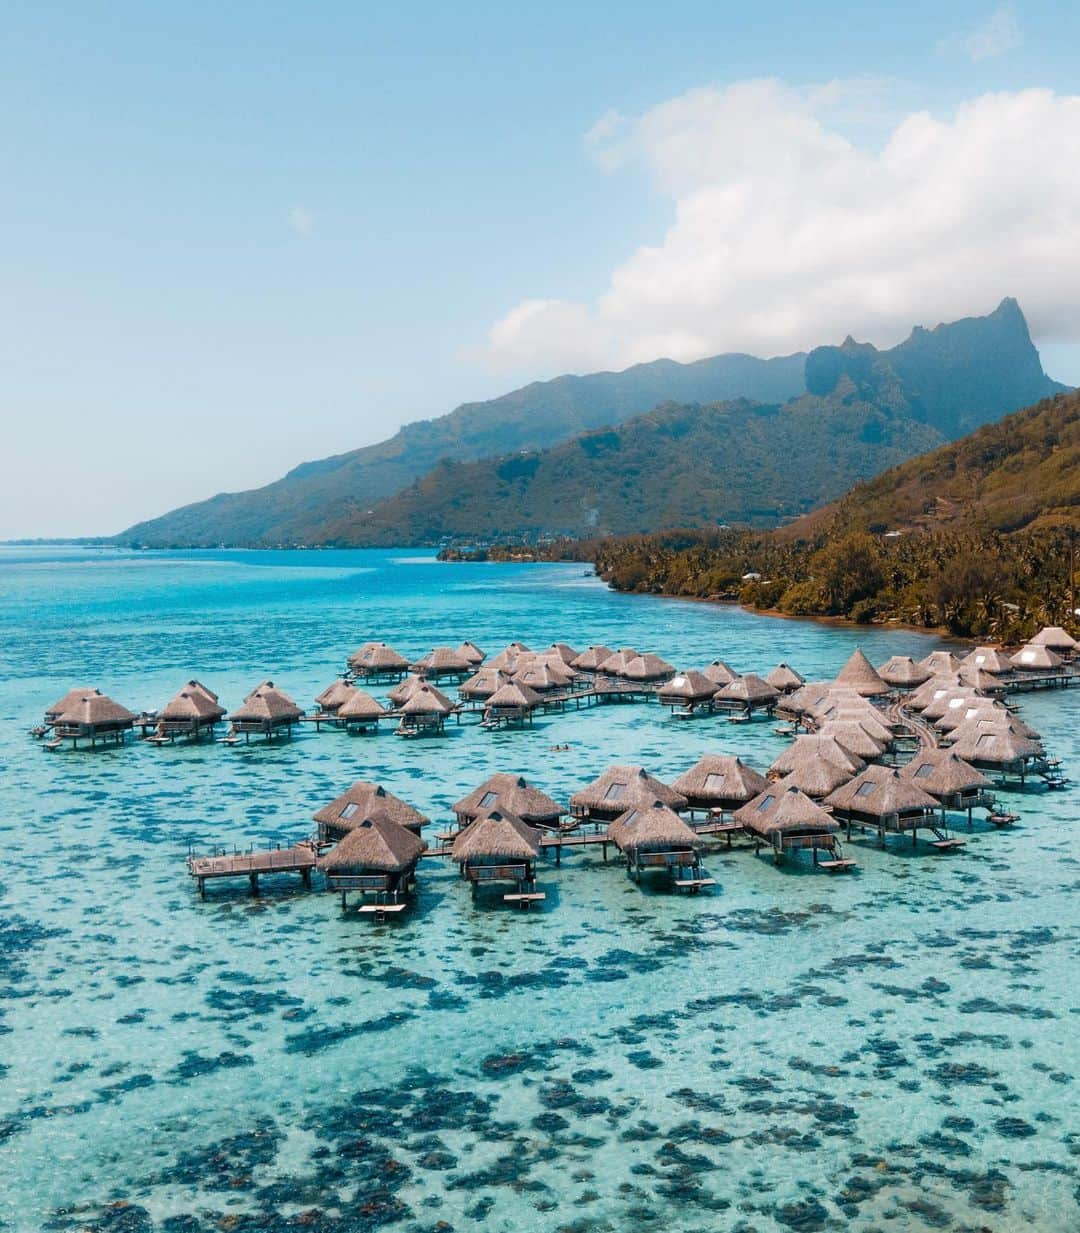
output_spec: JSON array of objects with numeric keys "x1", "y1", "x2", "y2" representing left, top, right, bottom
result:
[
  {"x1": 1011, "y1": 644, "x2": 1064, "y2": 671},
  {"x1": 1030, "y1": 625, "x2": 1079, "y2": 652},
  {"x1": 811, "y1": 701, "x2": 893, "y2": 743},
  {"x1": 961, "y1": 646, "x2": 1014, "y2": 675},
  {"x1": 596, "y1": 647, "x2": 639, "y2": 675},
  {"x1": 779, "y1": 681, "x2": 832, "y2": 715},
  {"x1": 657, "y1": 671, "x2": 718, "y2": 704},
  {"x1": 570, "y1": 764, "x2": 687, "y2": 813},
  {"x1": 734, "y1": 783, "x2": 839, "y2": 837},
  {"x1": 450, "y1": 810, "x2": 540, "y2": 862},
  {"x1": 229, "y1": 682, "x2": 303, "y2": 723},
  {"x1": 671, "y1": 755, "x2": 769, "y2": 805},
  {"x1": 456, "y1": 641, "x2": 486, "y2": 664},
  {"x1": 932, "y1": 700, "x2": 1000, "y2": 733},
  {"x1": 877, "y1": 656, "x2": 932, "y2": 688},
  {"x1": 459, "y1": 667, "x2": 510, "y2": 700},
  {"x1": 769, "y1": 733, "x2": 865, "y2": 776},
  {"x1": 315, "y1": 679, "x2": 356, "y2": 711},
  {"x1": 160, "y1": 680, "x2": 227, "y2": 722},
  {"x1": 949, "y1": 724, "x2": 1043, "y2": 764},
  {"x1": 313, "y1": 780, "x2": 429, "y2": 832},
  {"x1": 411, "y1": 646, "x2": 472, "y2": 674},
  {"x1": 943, "y1": 709, "x2": 1039, "y2": 744},
  {"x1": 921, "y1": 687, "x2": 980, "y2": 722},
  {"x1": 702, "y1": 658, "x2": 740, "y2": 686},
  {"x1": 620, "y1": 652, "x2": 675, "y2": 682},
  {"x1": 834, "y1": 648, "x2": 889, "y2": 697},
  {"x1": 824, "y1": 764, "x2": 938, "y2": 817},
  {"x1": 488, "y1": 642, "x2": 532, "y2": 669},
  {"x1": 764, "y1": 662, "x2": 806, "y2": 692},
  {"x1": 452, "y1": 773, "x2": 565, "y2": 825},
  {"x1": 546, "y1": 642, "x2": 580, "y2": 665},
  {"x1": 388, "y1": 674, "x2": 428, "y2": 707},
  {"x1": 606, "y1": 801, "x2": 700, "y2": 853},
  {"x1": 336, "y1": 688, "x2": 388, "y2": 720},
  {"x1": 317, "y1": 816, "x2": 426, "y2": 874},
  {"x1": 513, "y1": 661, "x2": 573, "y2": 692},
  {"x1": 399, "y1": 683, "x2": 454, "y2": 715},
  {"x1": 348, "y1": 641, "x2": 409, "y2": 672},
  {"x1": 45, "y1": 686, "x2": 99, "y2": 720},
  {"x1": 958, "y1": 665, "x2": 1007, "y2": 693},
  {"x1": 486, "y1": 680, "x2": 543, "y2": 711},
  {"x1": 901, "y1": 749, "x2": 990, "y2": 796},
  {"x1": 815, "y1": 719, "x2": 887, "y2": 760},
  {"x1": 56, "y1": 691, "x2": 137, "y2": 727},
  {"x1": 919, "y1": 650, "x2": 964, "y2": 675},
  {"x1": 907, "y1": 675, "x2": 963, "y2": 711},
  {"x1": 571, "y1": 645, "x2": 614, "y2": 671},
  {"x1": 714, "y1": 673, "x2": 779, "y2": 704}
]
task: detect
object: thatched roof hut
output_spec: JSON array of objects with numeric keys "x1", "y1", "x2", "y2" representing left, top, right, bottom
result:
[
  {"x1": 453, "y1": 773, "x2": 565, "y2": 828},
  {"x1": 570, "y1": 764, "x2": 687, "y2": 820},
  {"x1": 1030, "y1": 625, "x2": 1079, "y2": 654},
  {"x1": 459, "y1": 666, "x2": 510, "y2": 701},
  {"x1": 228, "y1": 682, "x2": 303, "y2": 729},
  {"x1": 489, "y1": 642, "x2": 532, "y2": 669},
  {"x1": 713, "y1": 673, "x2": 780, "y2": 709},
  {"x1": 823, "y1": 764, "x2": 938, "y2": 828},
  {"x1": 816, "y1": 719, "x2": 887, "y2": 760},
  {"x1": 160, "y1": 680, "x2": 227, "y2": 724},
  {"x1": 919, "y1": 650, "x2": 964, "y2": 676},
  {"x1": 315, "y1": 679, "x2": 356, "y2": 714},
  {"x1": 546, "y1": 642, "x2": 580, "y2": 665},
  {"x1": 949, "y1": 725, "x2": 1043, "y2": 769},
  {"x1": 606, "y1": 801, "x2": 700, "y2": 854},
  {"x1": 877, "y1": 656, "x2": 932, "y2": 688},
  {"x1": 54, "y1": 691, "x2": 137, "y2": 739},
  {"x1": 450, "y1": 810, "x2": 541, "y2": 863},
  {"x1": 702, "y1": 658, "x2": 740, "y2": 686},
  {"x1": 900, "y1": 749, "x2": 990, "y2": 803},
  {"x1": 388, "y1": 674, "x2": 428, "y2": 707},
  {"x1": 571, "y1": 645, "x2": 614, "y2": 672},
  {"x1": 934, "y1": 699, "x2": 1002, "y2": 734},
  {"x1": 45, "y1": 686, "x2": 98, "y2": 722},
  {"x1": 512, "y1": 661, "x2": 573, "y2": 693},
  {"x1": 314, "y1": 780, "x2": 429, "y2": 838},
  {"x1": 1010, "y1": 644, "x2": 1064, "y2": 672},
  {"x1": 778, "y1": 681, "x2": 832, "y2": 717},
  {"x1": 769, "y1": 733, "x2": 865, "y2": 777},
  {"x1": 620, "y1": 652, "x2": 675, "y2": 682},
  {"x1": 907, "y1": 675, "x2": 963, "y2": 712},
  {"x1": 810, "y1": 700, "x2": 893, "y2": 744},
  {"x1": 410, "y1": 646, "x2": 472, "y2": 677},
  {"x1": 734, "y1": 783, "x2": 840, "y2": 843},
  {"x1": 456, "y1": 641, "x2": 486, "y2": 665},
  {"x1": 484, "y1": 680, "x2": 543, "y2": 719},
  {"x1": 672, "y1": 754, "x2": 770, "y2": 811},
  {"x1": 317, "y1": 816, "x2": 426, "y2": 876},
  {"x1": 958, "y1": 665, "x2": 1008, "y2": 694},
  {"x1": 656, "y1": 671, "x2": 718, "y2": 707},
  {"x1": 336, "y1": 688, "x2": 388, "y2": 723},
  {"x1": 834, "y1": 648, "x2": 890, "y2": 697},
  {"x1": 399, "y1": 683, "x2": 454, "y2": 717},
  {"x1": 348, "y1": 641, "x2": 410, "y2": 675},
  {"x1": 764, "y1": 662, "x2": 806, "y2": 693},
  {"x1": 921, "y1": 686, "x2": 980, "y2": 722},
  {"x1": 961, "y1": 646, "x2": 1014, "y2": 675},
  {"x1": 596, "y1": 647, "x2": 639, "y2": 675}
]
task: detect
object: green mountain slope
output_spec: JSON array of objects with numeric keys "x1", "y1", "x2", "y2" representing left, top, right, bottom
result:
[{"x1": 118, "y1": 350, "x2": 805, "y2": 546}]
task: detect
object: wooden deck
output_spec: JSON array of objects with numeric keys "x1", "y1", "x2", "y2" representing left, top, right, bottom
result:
[{"x1": 187, "y1": 843, "x2": 316, "y2": 895}]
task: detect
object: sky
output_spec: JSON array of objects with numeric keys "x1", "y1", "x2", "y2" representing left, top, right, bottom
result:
[{"x1": 2, "y1": 1, "x2": 1079, "y2": 538}]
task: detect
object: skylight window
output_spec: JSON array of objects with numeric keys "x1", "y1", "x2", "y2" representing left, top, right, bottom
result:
[
  {"x1": 479, "y1": 791, "x2": 499, "y2": 808},
  {"x1": 604, "y1": 783, "x2": 627, "y2": 801},
  {"x1": 855, "y1": 781, "x2": 877, "y2": 797},
  {"x1": 703, "y1": 773, "x2": 727, "y2": 792},
  {"x1": 340, "y1": 802, "x2": 360, "y2": 819},
  {"x1": 913, "y1": 764, "x2": 934, "y2": 779}
]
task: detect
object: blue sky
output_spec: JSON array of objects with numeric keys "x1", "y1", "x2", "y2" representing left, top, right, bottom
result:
[{"x1": 2, "y1": 2, "x2": 1078, "y2": 537}]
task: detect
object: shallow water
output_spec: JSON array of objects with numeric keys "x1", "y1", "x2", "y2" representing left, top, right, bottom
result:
[{"x1": 0, "y1": 546, "x2": 1076, "y2": 1232}]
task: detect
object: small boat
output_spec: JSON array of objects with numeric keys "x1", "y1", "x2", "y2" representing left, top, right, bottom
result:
[{"x1": 987, "y1": 810, "x2": 1019, "y2": 826}]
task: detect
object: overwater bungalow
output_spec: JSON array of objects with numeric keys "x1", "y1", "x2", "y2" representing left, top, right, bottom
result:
[
  {"x1": 1010, "y1": 644, "x2": 1065, "y2": 674},
  {"x1": 43, "y1": 686, "x2": 98, "y2": 726},
  {"x1": 607, "y1": 802, "x2": 708, "y2": 889},
  {"x1": 620, "y1": 652, "x2": 676, "y2": 683},
  {"x1": 672, "y1": 754, "x2": 770, "y2": 815},
  {"x1": 712, "y1": 673, "x2": 780, "y2": 717},
  {"x1": 770, "y1": 733, "x2": 865, "y2": 778},
  {"x1": 900, "y1": 750, "x2": 993, "y2": 822},
  {"x1": 512, "y1": 661, "x2": 573, "y2": 693},
  {"x1": 546, "y1": 642, "x2": 580, "y2": 666},
  {"x1": 570, "y1": 764, "x2": 687, "y2": 824},
  {"x1": 907, "y1": 675, "x2": 963, "y2": 712},
  {"x1": 702, "y1": 658, "x2": 740, "y2": 687},
  {"x1": 410, "y1": 646, "x2": 473, "y2": 680},
  {"x1": 948, "y1": 725, "x2": 1045, "y2": 783},
  {"x1": 833, "y1": 648, "x2": 890, "y2": 698},
  {"x1": 1029, "y1": 625, "x2": 1079, "y2": 659},
  {"x1": 348, "y1": 641, "x2": 410, "y2": 681},
  {"x1": 317, "y1": 817, "x2": 426, "y2": 915},
  {"x1": 459, "y1": 666, "x2": 510, "y2": 702},
  {"x1": 314, "y1": 678, "x2": 356, "y2": 716},
  {"x1": 152, "y1": 680, "x2": 226, "y2": 742},
  {"x1": 49, "y1": 690, "x2": 137, "y2": 749},
  {"x1": 776, "y1": 681, "x2": 832, "y2": 723},
  {"x1": 450, "y1": 810, "x2": 543, "y2": 905},
  {"x1": 961, "y1": 646, "x2": 1014, "y2": 675},
  {"x1": 815, "y1": 719, "x2": 887, "y2": 761},
  {"x1": 313, "y1": 780, "x2": 429, "y2": 841},
  {"x1": 571, "y1": 644, "x2": 614, "y2": 673},
  {"x1": 453, "y1": 773, "x2": 566, "y2": 830},
  {"x1": 919, "y1": 650, "x2": 964, "y2": 676},
  {"x1": 656, "y1": 671, "x2": 719, "y2": 715},
  {"x1": 483, "y1": 680, "x2": 543, "y2": 727},
  {"x1": 934, "y1": 699, "x2": 1005, "y2": 734},
  {"x1": 388, "y1": 673, "x2": 428, "y2": 708},
  {"x1": 395, "y1": 683, "x2": 455, "y2": 736},
  {"x1": 824, "y1": 765, "x2": 944, "y2": 847},
  {"x1": 921, "y1": 687, "x2": 980, "y2": 723},
  {"x1": 456, "y1": 640, "x2": 486, "y2": 666},
  {"x1": 489, "y1": 641, "x2": 532, "y2": 670},
  {"x1": 764, "y1": 662, "x2": 806, "y2": 693},
  {"x1": 958, "y1": 665, "x2": 1008, "y2": 696},
  {"x1": 336, "y1": 687, "x2": 389, "y2": 733},
  {"x1": 807, "y1": 694, "x2": 894, "y2": 742},
  {"x1": 733, "y1": 784, "x2": 844, "y2": 866},
  {"x1": 877, "y1": 656, "x2": 932, "y2": 689},
  {"x1": 227, "y1": 682, "x2": 305, "y2": 742},
  {"x1": 596, "y1": 647, "x2": 639, "y2": 676}
]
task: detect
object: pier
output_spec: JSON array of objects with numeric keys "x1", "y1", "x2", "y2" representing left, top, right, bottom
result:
[{"x1": 187, "y1": 842, "x2": 317, "y2": 897}]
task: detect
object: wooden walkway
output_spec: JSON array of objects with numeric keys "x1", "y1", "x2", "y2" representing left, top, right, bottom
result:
[{"x1": 187, "y1": 843, "x2": 317, "y2": 896}]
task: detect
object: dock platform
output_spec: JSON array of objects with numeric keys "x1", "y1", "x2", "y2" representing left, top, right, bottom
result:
[{"x1": 187, "y1": 843, "x2": 317, "y2": 896}]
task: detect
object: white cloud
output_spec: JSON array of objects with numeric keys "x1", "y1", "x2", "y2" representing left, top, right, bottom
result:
[
  {"x1": 964, "y1": 5, "x2": 1021, "y2": 61},
  {"x1": 288, "y1": 206, "x2": 316, "y2": 235},
  {"x1": 481, "y1": 80, "x2": 1080, "y2": 375}
]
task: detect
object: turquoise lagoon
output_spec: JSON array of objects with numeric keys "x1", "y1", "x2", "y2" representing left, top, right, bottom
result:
[{"x1": 0, "y1": 546, "x2": 1076, "y2": 1232}]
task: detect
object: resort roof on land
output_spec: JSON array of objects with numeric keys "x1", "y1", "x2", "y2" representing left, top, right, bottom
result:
[
  {"x1": 450, "y1": 810, "x2": 541, "y2": 861},
  {"x1": 713, "y1": 673, "x2": 780, "y2": 704},
  {"x1": 348, "y1": 641, "x2": 410, "y2": 671},
  {"x1": 764, "y1": 662, "x2": 806, "y2": 692},
  {"x1": 900, "y1": 749, "x2": 990, "y2": 796},
  {"x1": 313, "y1": 781, "x2": 429, "y2": 832},
  {"x1": 229, "y1": 682, "x2": 303, "y2": 723},
  {"x1": 314, "y1": 679, "x2": 356, "y2": 711},
  {"x1": 833, "y1": 648, "x2": 890, "y2": 697},
  {"x1": 672, "y1": 754, "x2": 770, "y2": 804},
  {"x1": 960, "y1": 646, "x2": 1014, "y2": 675},
  {"x1": 571, "y1": 645, "x2": 614, "y2": 672},
  {"x1": 453, "y1": 773, "x2": 565, "y2": 824},
  {"x1": 876, "y1": 656, "x2": 932, "y2": 688},
  {"x1": 317, "y1": 816, "x2": 426, "y2": 874},
  {"x1": 56, "y1": 692, "x2": 137, "y2": 727},
  {"x1": 399, "y1": 683, "x2": 455, "y2": 715},
  {"x1": 336, "y1": 688, "x2": 388, "y2": 720},
  {"x1": 455, "y1": 641, "x2": 486, "y2": 664},
  {"x1": 606, "y1": 801, "x2": 700, "y2": 853},
  {"x1": 486, "y1": 680, "x2": 543, "y2": 710},
  {"x1": 702, "y1": 658, "x2": 740, "y2": 686},
  {"x1": 734, "y1": 783, "x2": 840, "y2": 837},
  {"x1": 1029, "y1": 625, "x2": 1079, "y2": 652},
  {"x1": 570, "y1": 764, "x2": 688, "y2": 813},
  {"x1": 160, "y1": 681, "x2": 227, "y2": 722},
  {"x1": 620, "y1": 652, "x2": 675, "y2": 682},
  {"x1": 824, "y1": 765, "x2": 938, "y2": 817},
  {"x1": 1011, "y1": 644, "x2": 1064, "y2": 671},
  {"x1": 657, "y1": 671, "x2": 718, "y2": 703}
]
